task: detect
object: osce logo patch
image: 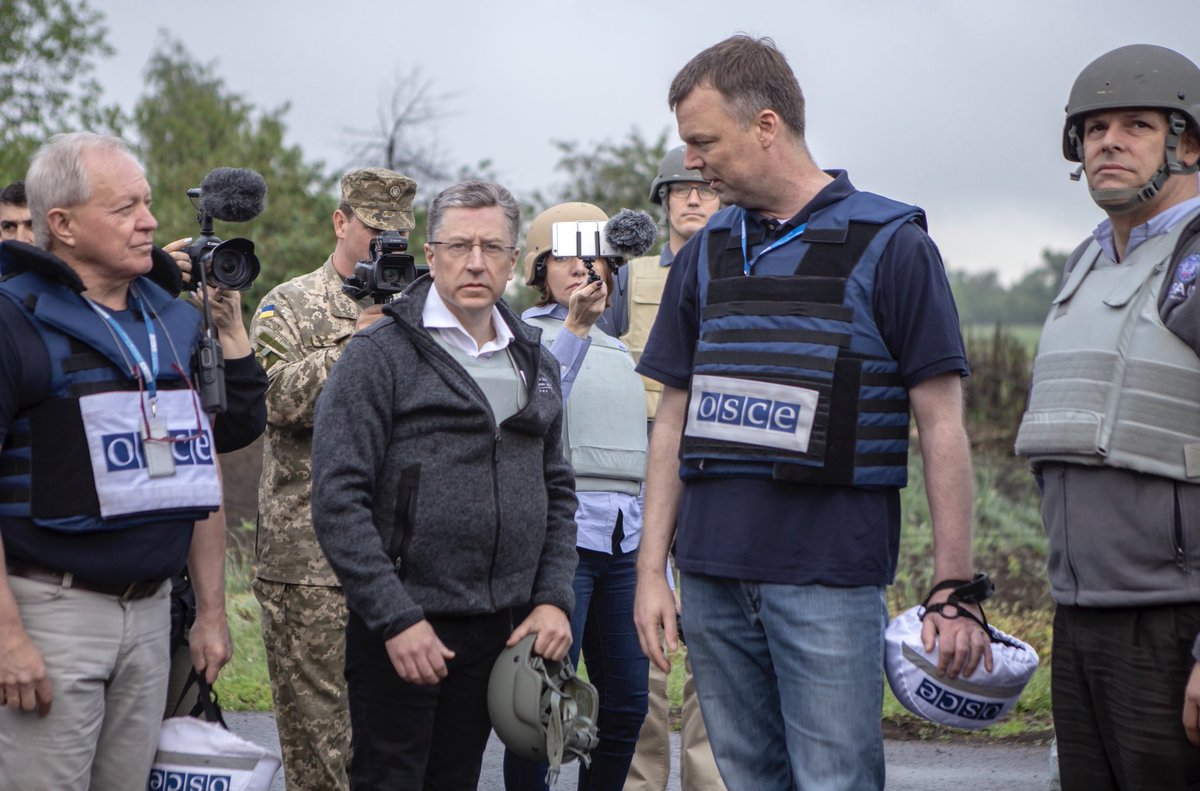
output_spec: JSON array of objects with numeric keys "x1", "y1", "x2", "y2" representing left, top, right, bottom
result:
[
  {"x1": 148, "y1": 769, "x2": 231, "y2": 790},
  {"x1": 915, "y1": 677, "x2": 1003, "y2": 722},
  {"x1": 1177, "y1": 253, "x2": 1200, "y2": 284},
  {"x1": 102, "y1": 430, "x2": 214, "y2": 473},
  {"x1": 695, "y1": 392, "x2": 800, "y2": 433},
  {"x1": 684, "y1": 374, "x2": 818, "y2": 453}
]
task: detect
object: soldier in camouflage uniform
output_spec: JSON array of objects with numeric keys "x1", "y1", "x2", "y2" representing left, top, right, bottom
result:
[{"x1": 250, "y1": 168, "x2": 417, "y2": 791}]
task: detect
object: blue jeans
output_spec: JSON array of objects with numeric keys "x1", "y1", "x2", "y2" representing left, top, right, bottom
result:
[
  {"x1": 504, "y1": 547, "x2": 649, "y2": 790},
  {"x1": 680, "y1": 573, "x2": 887, "y2": 791}
]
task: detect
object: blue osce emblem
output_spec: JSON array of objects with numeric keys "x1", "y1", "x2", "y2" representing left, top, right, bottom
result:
[
  {"x1": 695, "y1": 391, "x2": 802, "y2": 434},
  {"x1": 914, "y1": 678, "x2": 1003, "y2": 722},
  {"x1": 1177, "y1": 253, "x2": 1200, "y2": 285},
  {"x1": 102, "y1": 430, "x2": 214, "y2": 473}
]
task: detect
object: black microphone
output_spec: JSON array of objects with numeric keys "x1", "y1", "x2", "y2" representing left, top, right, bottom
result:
[
  {"x1": 604, "y1": 208, "x2": 657, "y2": 259},
  {"x1": 198, "y1": 168, "x2": 268, "y2": 222}
]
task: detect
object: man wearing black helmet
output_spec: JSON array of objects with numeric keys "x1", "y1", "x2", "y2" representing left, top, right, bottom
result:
[
  {"x1": 623, "y1": 145, "x2": 725, "y2": 791},
  {"x1": 1017, "y1": 44, "x2": 1200, "y2": 787}
]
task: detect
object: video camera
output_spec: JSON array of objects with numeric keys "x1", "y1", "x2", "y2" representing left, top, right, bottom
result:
[
  {"x1": 342, "y1": 231, "x2": 426, "y2": 304},
  {"x1": 184, "y1": 168, "x2": 268, "y2": 415},
  {"x1": 182, "y1": 167, "x2": 265, "y2": 292}
]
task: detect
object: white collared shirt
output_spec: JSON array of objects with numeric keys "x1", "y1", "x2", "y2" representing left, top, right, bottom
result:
[{"x1": 421, "y1": 283, "x2": 514, "y2": 359}]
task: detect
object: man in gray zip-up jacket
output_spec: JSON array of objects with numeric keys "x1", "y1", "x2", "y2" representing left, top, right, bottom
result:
[{"x1": 311, "y1": 180, "x2": 578, "y2": 789}]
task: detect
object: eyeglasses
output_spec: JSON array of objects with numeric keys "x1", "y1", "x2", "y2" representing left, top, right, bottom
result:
[
  {"x1": 668, "y1": 183, "x2": 717, "y2": 201},
  {"x1": 428, "y1": 240, "x2": 515, "y2": 261}
]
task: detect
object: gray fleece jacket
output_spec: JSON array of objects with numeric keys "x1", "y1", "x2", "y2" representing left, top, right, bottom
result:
[{"x1": 311, "y1": 276, "x2": 578, "y2": 640}]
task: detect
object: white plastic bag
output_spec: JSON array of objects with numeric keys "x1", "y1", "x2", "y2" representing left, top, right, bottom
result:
[
  {"x1": 149, "y1": 671, "x2": 281, "y2": 791},
  {"x1": 149, "y1": 716, "x2": 281, "y2": 791}
]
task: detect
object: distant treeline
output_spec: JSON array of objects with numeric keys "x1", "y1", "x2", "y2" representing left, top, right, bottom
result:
[{"x1": 949, "y1": 248, "x2": 1067, "y2": 326}]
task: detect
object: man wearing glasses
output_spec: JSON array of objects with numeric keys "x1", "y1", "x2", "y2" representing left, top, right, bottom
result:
[
  {"x1": 312, "y1": 180, "x2": 577, "y2": 789},
  {"x1": 249, "y1": 167, "x2": 415, "y2": 791},
  {"x1": 0, "y1": 132, "x2": 240, "y2": 789},
  {"x1": 0, "y1": 181, "x2": 35, "y2": 245},
  {"x1": 623, "y1": 145, "x2": 725, "y2": 791}
]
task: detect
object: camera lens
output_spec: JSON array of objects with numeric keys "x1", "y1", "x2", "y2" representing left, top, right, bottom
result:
[
  {"x1": 380, "y1": 266, "x2": 402, "y2": 284},
  {"x1": 205, "y1": 238, "x2": 261, "y2": 291},
  {"x1": 210, "y1": 249, "x2": 252, "y2": 290}
]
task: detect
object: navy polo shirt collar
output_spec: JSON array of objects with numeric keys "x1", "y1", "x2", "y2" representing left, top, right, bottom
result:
[{"x1": 743, "y1": 170, "x2": 855, "y2": 240}]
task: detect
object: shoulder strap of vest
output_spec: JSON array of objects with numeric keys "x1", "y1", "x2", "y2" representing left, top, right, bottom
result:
[{"x1": 1053, "y1": 238, "x2": 1100, "y2": 305}]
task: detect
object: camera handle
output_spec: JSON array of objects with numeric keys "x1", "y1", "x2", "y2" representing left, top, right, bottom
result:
[
  {"x1": 193, "y1": 230, "x2": 228, "y2": 416},
  {"x1": 582, "y1": 256, "x2": 600, "y2": 284}
]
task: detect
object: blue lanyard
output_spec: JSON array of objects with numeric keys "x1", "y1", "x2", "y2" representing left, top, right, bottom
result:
[
  {"x1": 740, "y1": 215, "x2": 807, "y2": 276},
  {"x1": 86, "y1": 288, "x2": 160, "y2": 405}
]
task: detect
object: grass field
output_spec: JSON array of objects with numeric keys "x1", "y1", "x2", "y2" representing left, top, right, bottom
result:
[{"x1": 963, "y1": 322, "x2": 1042, "y2": 355}]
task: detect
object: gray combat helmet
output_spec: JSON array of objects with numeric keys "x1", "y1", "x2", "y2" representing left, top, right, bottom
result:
[
  {"x1": 649, "y1": 145, "x2": 708, "y2": 205},
  {"x1": 488, "y1": 635, "x2": 599, "y2": 786},
  {"x1": 1063, "y1": 44, "x2": 1200, "y2": 211}
]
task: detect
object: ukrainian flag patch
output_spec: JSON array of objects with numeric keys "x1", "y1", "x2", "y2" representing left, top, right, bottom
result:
[{"x1": 259, "y1": 303, "x2": 276, "y2": 319}]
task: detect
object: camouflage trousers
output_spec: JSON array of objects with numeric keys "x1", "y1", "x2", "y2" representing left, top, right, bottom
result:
[{"x1": 253, "y1": 579, "x2": 351, "y2": 791}]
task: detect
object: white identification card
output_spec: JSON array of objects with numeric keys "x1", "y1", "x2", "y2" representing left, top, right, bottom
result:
[
  {"x1": 141, "y1": 416, "x2": 176, "y2": 478},
  {"x1": 78, "y1": 390, "x2": 222, "y2": 518},
  {"x1": 684, "y1": 374, "x2": 820, "y2": 453}
]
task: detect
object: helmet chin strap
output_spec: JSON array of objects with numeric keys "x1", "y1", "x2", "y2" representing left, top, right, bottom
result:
[{"x1": 1074, "y1": 111, "x2": 1200, "y2": 213}]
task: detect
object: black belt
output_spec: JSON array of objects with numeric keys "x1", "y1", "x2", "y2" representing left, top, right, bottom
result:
[{"x1": 5, "y1": 559, "x2": 166, "y2": 601}]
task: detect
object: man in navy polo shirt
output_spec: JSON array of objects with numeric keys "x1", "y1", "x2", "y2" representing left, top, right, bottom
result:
[{"x1": 633, "y1": 36, "x2": 992, "y2": 789}]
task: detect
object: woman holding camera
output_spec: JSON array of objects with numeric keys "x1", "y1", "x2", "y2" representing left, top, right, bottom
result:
[{"x1": 503, "y1": 203, "x2": 650, "y2": 791}]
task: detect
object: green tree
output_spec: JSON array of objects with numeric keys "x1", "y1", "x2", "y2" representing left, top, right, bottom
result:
[
  {"x1": 950, "y1": 248, "x2": 1068, "y2": 326},
  {"x1": 0, "y1": 0, "x2": 124, "y2": 182},
  {"x1": 133, "y1": 38, "x2": 336, "y2": 314},
  {"x1": 535, "y1": 126, "x2": 671, "y2": 218}
]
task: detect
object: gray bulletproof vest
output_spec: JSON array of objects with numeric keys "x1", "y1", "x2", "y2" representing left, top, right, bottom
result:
[
  {"x1": 526, "y1": 316, "x2": 647, "y2": 494},
  {"x1": 1016, "y1": 210, "x2": 1200, "y2": 481}
]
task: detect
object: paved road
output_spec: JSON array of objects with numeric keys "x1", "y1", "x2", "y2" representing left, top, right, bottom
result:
[{"x1": 226, "y1": 712, "x2": 1053, "y2": 790}]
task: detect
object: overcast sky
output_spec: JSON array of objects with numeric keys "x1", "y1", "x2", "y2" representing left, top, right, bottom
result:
[{"x1": 92, "y1": 0, "x2": 1195, "y2": 282}]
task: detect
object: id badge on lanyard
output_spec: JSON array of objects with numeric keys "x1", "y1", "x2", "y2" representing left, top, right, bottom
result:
[{"x1": 86, "y1": 291, "x2": 175, "y2": 478}]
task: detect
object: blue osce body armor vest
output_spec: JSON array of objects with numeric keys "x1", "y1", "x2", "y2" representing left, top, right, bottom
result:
[
  {"x1": 0, "y1": 268, "x2": 211, "y2": 531},
  {"x1": 681, "y1": 193, "x2": 921, "y2": 489}
]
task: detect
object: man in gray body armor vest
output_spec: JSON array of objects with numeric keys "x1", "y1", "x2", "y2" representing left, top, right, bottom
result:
[{"x1": 1016, "y1": 44, "x2": 1200, "y2": 789}]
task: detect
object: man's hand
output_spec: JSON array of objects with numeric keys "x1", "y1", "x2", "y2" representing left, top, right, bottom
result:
[
  {"x1": 635, "y1": 573, "x2": 678, "y2": 674},
  {"x1": 188, "y1": 606, "x2": 233, "y2": 685},
  {"x1": 0, "y1": 624, "x2": 52, "y2": 717},
  {"x1": 507, "y1": 604, "x2": 572, "y2": 662},
  {"x1": 563, "y1": 279, "x2": 607, "y2": 339},
  {"x1": 1184, "y1": 662, "x2": 1200, "y2": 747},
  {"x1": 919, "y1": 588, "x2": 994, "y2": 679},
  {"x1": 163, "y1": 237, "x2": 195, "y2": 284},
  {"x1": 385, "y1": 620, "x2": 455, "y2": 685},
  {"x1": 355, "y1": 304, "x2": 387, "y2": 332}
]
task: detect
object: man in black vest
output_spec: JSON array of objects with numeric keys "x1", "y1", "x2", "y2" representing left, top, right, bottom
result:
[{"x1": 0, "y1": 132, "x2": 255, "y2": 789}]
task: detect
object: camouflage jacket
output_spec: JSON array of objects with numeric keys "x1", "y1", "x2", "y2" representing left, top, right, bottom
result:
[{"x1": 251, "y1": 256, "x2": 368, "y2": 585}]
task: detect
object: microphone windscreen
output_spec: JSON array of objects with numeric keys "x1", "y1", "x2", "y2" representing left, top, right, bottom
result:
[
  {"x1": 199, "y1": 168, "x2": 268, "y2": 222},
  {"x1": 604, "y1": 209, "x2": 657, "y2": 259}
]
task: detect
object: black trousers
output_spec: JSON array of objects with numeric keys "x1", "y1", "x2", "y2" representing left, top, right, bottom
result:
[
  {"x1": 1053, "y1": 603, "x2": 1200, "y2": 791},
  {"x1": 345, "y1": 608, "x2": 514, "y2": 790}
]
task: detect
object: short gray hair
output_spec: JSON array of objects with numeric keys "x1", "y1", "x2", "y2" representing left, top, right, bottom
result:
[
  {"x1": 26, "y1": 132, "x2": 138, "y2": 249},
  {"x1": 427, "y1": 180, "x2": 520, "y2": 247}
]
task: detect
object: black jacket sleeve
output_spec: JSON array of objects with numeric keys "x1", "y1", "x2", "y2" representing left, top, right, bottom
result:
[{"x1": 213, "y1": 352, "x2": 268, "y2": 453}]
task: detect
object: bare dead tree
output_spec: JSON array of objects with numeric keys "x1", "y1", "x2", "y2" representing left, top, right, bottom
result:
[{"x1": 342, "y1": 68, "x2": 456, "y2": 188}]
